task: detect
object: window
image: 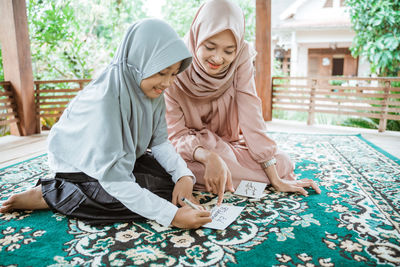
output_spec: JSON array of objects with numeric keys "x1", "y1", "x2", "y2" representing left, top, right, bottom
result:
[{"x1": 332, "y1": 58, "x2": 344, "y2": 76}]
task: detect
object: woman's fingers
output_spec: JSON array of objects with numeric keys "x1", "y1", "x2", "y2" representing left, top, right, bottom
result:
[
  {"x1": 295, "y1": 186, "x2": 308, "y2": 196},
  {"x1": 297, "y1": 180, "x2": 321, "y2": 194},
  {"x1": 217, "y1": 181, "x2": 226, "y2": 206},
  {"x1": 205, "y1": 178, "x2": 212, "y2": 192},
  {"x1": 226, "y1": 170, "x2": 235, "y2": 192},
  {"x1": 205, "y1": 176, "x2": 220, "y2": 194},
  {"x1": 308, "y1": 180, "x2": 321, "y2": 194},
  {"x1": 211, "y1": 178, "x2": 219, "y2": 194}
]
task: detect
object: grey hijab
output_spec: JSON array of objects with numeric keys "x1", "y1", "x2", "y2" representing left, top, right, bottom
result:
[{"x1": 48, "y1": 19, "x2": 192, "y2": 181}]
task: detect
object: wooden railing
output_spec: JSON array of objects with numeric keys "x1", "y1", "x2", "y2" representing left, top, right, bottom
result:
[
  {"x1": 2, "y1": 77, "x2": 400, "y2": 134},
  {"x1": 34, "y1": 79, "x2": 91, "y2": 130},
  {"x1": 272, "y1": 76, "x2": 400, "y2": 132},
  {"x1": 0, "y1": 81, "x2": 19, "y2": 127}
]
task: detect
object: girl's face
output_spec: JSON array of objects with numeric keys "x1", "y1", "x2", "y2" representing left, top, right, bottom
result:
[
  {"x1": 140, "y1": 61, "x2": 181, "y2": 99},
  {"x1": 197, "y1": 30, "x2": 237, "y2": 76}
]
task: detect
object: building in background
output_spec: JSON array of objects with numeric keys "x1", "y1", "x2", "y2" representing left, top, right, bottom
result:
[{"x1": 272, "y1": 0, "x2": 370, "y2": 77}]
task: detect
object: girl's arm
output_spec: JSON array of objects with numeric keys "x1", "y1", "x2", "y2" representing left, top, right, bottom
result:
[
  {"x1": 151, "y1": 140, "x2": 195, "y2": 184},
  {"x1": 151, "y1": 140, "x2": 198, "y2": 207}
]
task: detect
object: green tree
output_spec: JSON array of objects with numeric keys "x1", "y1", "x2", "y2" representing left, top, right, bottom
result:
[
  {"x1": 162, "y1": 0, "x2": 255, "y2": 42},
  {"x1": 345, "y1": 0, "x2": 400, "y2": 76},
  {"x1": 27, "y1": 0, "x2": 146, "y2": 80},
  {"x1": 344, "y1": 0, "x2": 400, "y2": 131}
]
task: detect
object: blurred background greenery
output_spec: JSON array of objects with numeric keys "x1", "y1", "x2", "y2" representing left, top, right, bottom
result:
[{"x1": 0, "y1": 0, "x2": 399, "y2": 133}]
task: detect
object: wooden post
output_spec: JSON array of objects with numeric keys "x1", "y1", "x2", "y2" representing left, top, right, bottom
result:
[
  {"x1": 378, "y1": 80, "x2": 390, "y2": 132},
  {"x1": 255, "y1": 0, "x2": 272, "y2": 121},
  {"x1": 0, "y1": 0, "x2": 38, "y2": 136}
]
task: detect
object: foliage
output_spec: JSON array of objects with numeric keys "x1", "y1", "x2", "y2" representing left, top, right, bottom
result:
[
  {"x1": 0, "y1": 124, "x2": 9, "y2": 136},
  {"x1": 345, "y1": 0, "x2": 400, "y2": 76},
  {"x1": 340, "y1": 117, "x2": 400, "y2": 131},
  {"x1": 340, "y1": 117, "x2": 378, "y2": 129},
  {"x1": 0, "y1": 0, "x2": 147, "y2": 136},
  {"x1": 2, "y1": 0, "x2": 255, "y2": 80},
  {"x1": 1, "y1": 0, "x2": 398, "y2": 134},
  {"x1": 335, "y1": 0, "x2": 400, "y2": 131},
  {"x1": 387, "y1": 119, "x2": 400, "y2": 131},
  {"x1": 329, "y1": 79, "x2": 345, "y2": 86},
  {"x1": 162, "y1": 0, "x2": 255, "y2": 42},
  {"x1": 161, "y1": 0, "x2": 202, "y2": 37},
  {"x1": 27, "y1": 0, "x2": 146, "y2": 80}
]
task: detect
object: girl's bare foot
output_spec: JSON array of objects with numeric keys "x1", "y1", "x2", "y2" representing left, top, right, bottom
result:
[{"x1": 0, "y1": 185, "x2": 49, "y2": 213}]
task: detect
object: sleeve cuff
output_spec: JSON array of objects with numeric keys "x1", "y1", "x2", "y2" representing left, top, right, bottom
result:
[
  {"x1": 155, "y1": 200, "x2": 179, "y2": 227},
  {"x1": 175, "y1": 173, "x2": 196, "y2": 185},
  {"x1": 172, "y1": 169, "x2": 196, "y2": 184},
  {"x1": 152, "y1": 140, "x2": 195, "y2": 184},
  {"x1": 191, "y1": 145, "x2": 203, "y2": 162}
]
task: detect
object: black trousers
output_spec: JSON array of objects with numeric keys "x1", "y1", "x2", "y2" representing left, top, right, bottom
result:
[{"x1": 40, "y1": 153, "x2": 175, "y2": 225}]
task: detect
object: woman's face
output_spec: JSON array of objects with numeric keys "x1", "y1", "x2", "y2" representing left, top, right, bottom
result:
[
  {"x1": 140, "y1": 61, "x2": 181, "y2": 99},
  {"x1": 197, "y1": 30, "x2": 237, "y2": 76}
]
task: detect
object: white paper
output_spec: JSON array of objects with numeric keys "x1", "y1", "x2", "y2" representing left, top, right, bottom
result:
[
  {"x1": 203, "y1": 205, "x2": 244, "y2": 230},
  {"x1": 234, "y1": 180, "x2": 267, "y2": 198}
]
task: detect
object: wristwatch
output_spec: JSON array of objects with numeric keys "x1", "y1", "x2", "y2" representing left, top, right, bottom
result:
[{"x1": 261, "y1": 158, "x2": 276, "y2": 169}]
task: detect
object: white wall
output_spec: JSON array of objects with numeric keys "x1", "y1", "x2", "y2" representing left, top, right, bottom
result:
[{"x1": 296, "y1": 29, "x2": 354, "y2": 45}]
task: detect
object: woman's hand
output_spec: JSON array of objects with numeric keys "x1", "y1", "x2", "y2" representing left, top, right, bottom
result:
[
  {"x1": 171, "y1": 206, "x2": 212, "y2": 229},
  {"x1": 263, "y1": 164, "x2": 321, "y2": 196},
  {"x1": 172, "y1": 176, "x2": 199, "y2": 207},
  {"x1": 272, "y1": 178, "x2": 321, "y2": 196},
  {"x1": 194, "y1": 147, "x2": 235, "y2": 205}
]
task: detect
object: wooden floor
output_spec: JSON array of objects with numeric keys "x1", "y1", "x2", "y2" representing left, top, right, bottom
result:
[{"x1": 1, "y1": 119, "x2": 399, "y2": 169}]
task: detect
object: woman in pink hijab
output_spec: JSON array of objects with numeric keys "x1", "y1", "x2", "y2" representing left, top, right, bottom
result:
[{"x1": 165, "y1": 0, "x2": 320, "y2": 204}]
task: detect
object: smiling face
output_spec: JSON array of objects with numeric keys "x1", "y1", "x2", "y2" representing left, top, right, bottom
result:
[
  {"x1": 140, "y1": 61, "x2": 182, "y2": 99},
  {"x1": 196, "y1": 30, "x2": 237, "y2": 76}
]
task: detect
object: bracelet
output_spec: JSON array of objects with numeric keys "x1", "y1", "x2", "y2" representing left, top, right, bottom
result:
[{"x1": 261, "y1": 158, "x2": 276, "y2": 169}]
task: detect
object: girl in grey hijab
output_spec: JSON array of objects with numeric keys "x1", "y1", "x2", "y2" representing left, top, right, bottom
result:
[{"x1": 0, "y1": 19, "x2": 211, "y2": 229}]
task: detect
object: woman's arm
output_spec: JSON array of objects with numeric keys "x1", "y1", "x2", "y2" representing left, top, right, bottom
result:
[
  {"x1": 164, "y1": 90, "x2": 202, "y2": 161},
  {"x1": 235, "y1": 58, "x2": 320, "y2": 195},
  {"x1": 262, "y1": 163, "x2": 321, "y2": 195},
  {"x1": 235, "y1": 59, "x2": 277, "y2": 163},
  {"x1": 164, "y1": 89, "x2": 234, "y2": 204},
  {"x1": 193, "y1": 147, "x2": 234, "y2": 205}
]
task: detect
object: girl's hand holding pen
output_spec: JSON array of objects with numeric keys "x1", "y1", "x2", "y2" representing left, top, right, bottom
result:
[
  {"x1": 171, "y1": 176, "x2": 211, "y2": 229},
  {"x1": 171, "y1": 206, "x2": 211, "y2": 229},
  {"x1": 181, "y1": 197, "x2": 202, "y2": 210}
]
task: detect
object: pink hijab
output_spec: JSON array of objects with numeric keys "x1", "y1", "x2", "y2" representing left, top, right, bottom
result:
[{"x1": 174, "y1": 0, "x2": 255, "y2": 101}]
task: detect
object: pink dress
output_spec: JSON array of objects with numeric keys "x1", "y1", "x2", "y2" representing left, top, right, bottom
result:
[{"x1": 164, "y1": 0, "x2": 295, "y2": 189}]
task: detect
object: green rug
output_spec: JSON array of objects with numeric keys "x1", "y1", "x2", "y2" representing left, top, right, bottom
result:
[{"x1": 0, "y1": 133, "x2": 399, "y2": 266}]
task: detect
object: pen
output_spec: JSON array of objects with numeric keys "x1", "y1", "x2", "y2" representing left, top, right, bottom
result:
[{"x1": 181, "y1": 197, "x2": 201, "y2": 210}]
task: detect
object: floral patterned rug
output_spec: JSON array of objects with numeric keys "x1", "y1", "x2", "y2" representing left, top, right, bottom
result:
[{"x1": 0, "y1": 133, "x2": 399, "y2": 266}]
